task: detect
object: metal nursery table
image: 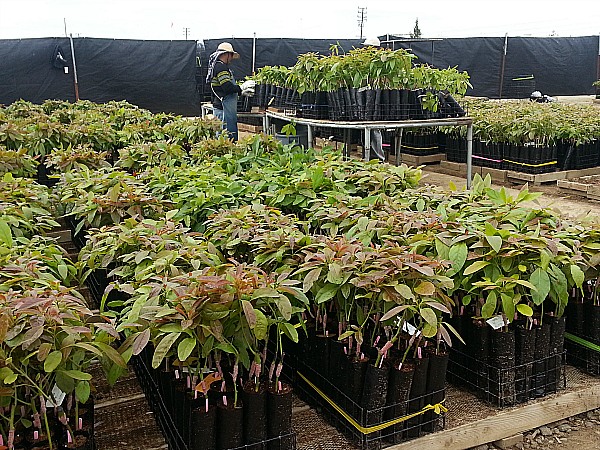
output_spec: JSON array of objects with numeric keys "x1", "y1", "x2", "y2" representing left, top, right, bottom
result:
[
  {"x1": 264, "y1": 111, "x2": 474, "y2": 188},
  {"x1": 200, "y1": 103, "x2": 474, "y2": 189}
]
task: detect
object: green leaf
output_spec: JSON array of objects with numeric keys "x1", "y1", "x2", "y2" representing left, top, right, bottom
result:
[
  {"x1": 485, "y1": 235, "x2": 503, "y2": 253},
  {"x1": 516, "y1": 304, "x2": 534, "y2": 317},
  {"x1": 315, "y1": 283, "x2": 339, "y2": 304},
  {"x1": 420, "y1": 307, "x2": 438, "y2": 328},
  {"x1": 303, "y1": 267, "x2": 321, "y2": 293},
  {"x1": 3, "y1": 373, "x2": 17, "y2": 384},
  {"x1": 76, "y1": 381, "x2": 91, "y2": 404},
  {"x1": 177, "y1": 337, "x2": 196, "y2": 362},
  {"x1": 529, "y1": 268, "x2": 550, "y2": 305},
  {"x1": 152, "y1": 332, "x2": 181, "y2": 369},
  {"x1": 326, "y1": 262, "x2": 345, "y2": 284},
  {"x1": 501, "y1": 293, "x2": 515, "y2": 323},
  {"x1": 414, "y1": 281, "x2": 435, "y2": 296},
  {"x1": 44, "y1": 350, "x2": 63, "y2": 373},
  {"x1": 312, "y1": 166, "x2": 324, "y2": 190},
  {"x1": 570, "y1": 265, "x2": 585, "y2": 288},
  {"x1": 274, "y1": 295, "x2": 293, "y2": 321},
  {"x1": 242, "y1": 300, "x2": 257, "y2": 328},
  {"x1": 251, "y1": 287, "x2": 280, "y2": 299},
  {"x1": 253, "y1": 309, "x2": 268, "y2": 340},
  {"x1": 448, "y1": 242, "x2": 467, "y2": 275},
  {"x1": 394, "y1": 284, "x2": 414, "y2": 300},
  {"x1": 95, "y1": 341, "x2": 128, "y2": 369},
  {"x1": 281, "y1": 322, "x2": 299, "y2": 343},
  {"x1": 0, "y1": 220, "x2": 12, "y2": 247},
  {"x1": 463, "y1": 260, "x2": 490, "y2": 276},
  {"x1": 57, "y1": 264, "x2": 68, "y2": 279},
  {"x1": 61, "y1": 370, "x2": 92, "y2": 381}
]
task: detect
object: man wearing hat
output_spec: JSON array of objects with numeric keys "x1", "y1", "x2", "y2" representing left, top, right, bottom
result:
[{"x1": 206, "y1": 42, "x2": 255, "y2": 141}]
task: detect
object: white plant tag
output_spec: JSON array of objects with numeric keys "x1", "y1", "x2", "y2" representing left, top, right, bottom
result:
[
  {"x1": 486, "y1": 315, "x2": 505, "y2": 330},
  {"x1": 64, "y1": 67, "x2": 69, "y2": 74},
  {"x1": 402, "y1": 321, "x2": 417, "y2": 336},
  {"x1": 46, "y1": 384, "x2": 66, "y2": 408}
]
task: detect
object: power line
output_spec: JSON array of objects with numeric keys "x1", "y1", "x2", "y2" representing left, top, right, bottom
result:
[{"x1": 357, "y1": 7, "x2": 367, "y2": 40}]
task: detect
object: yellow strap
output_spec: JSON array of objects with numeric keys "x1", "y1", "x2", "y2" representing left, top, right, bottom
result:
[
  {"x1": 504, "y1": 159, "x2": 557, "y2": 168},
  {"x1": 297, "y1": 371, "x2": 447, "y2": 435},
  {"x1": 401, "y1": 144, "x2": 439, "y2": 151}
]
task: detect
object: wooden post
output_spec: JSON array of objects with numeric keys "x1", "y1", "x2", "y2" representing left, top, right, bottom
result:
[
  {"x1": 69, "y1": 33, "x2": 79, "y2": 101},
  {"x1": 499, "y1": 33, "x2": 508, "y2": 99}
]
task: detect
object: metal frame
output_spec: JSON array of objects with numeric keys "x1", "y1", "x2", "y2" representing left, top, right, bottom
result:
[
  {"x1": 264, "y1": 110, "x2": 474, "y2": 188},
  {"x1": 199, "y1": 103, "x2": 474, "y2": 189}
]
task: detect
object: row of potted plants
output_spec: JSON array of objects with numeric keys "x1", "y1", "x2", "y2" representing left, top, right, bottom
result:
[
  {"x1": 0, "y1": 173, "x2": 128, "y2": 449},
  {"x1": 4, "y1": 99, "x2": 600, "y2": 447},
  {"x1": 251, "y1": 46, "x2": 470, "y2": 119}
]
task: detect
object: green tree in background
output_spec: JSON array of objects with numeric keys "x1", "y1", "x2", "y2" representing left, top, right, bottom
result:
[{"x1": 410, "y1": 18, "x2": 422, "y2": 38}]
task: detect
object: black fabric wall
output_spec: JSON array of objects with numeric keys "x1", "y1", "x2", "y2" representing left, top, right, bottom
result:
[
  {"x1": 205, "y1": 36, "x2": 600, "y2": 98},
  {"x1": 0, "y1": 38, "x2": 200, "y2": 116},
  {"x1": 2, "y1": 36, "x2": 597, "y2": 113},
  {"x1": 382, "y1": 35, "x2": 599, "y2": 97}
]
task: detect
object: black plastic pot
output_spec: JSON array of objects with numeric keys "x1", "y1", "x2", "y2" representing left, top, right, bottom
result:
[
  {"x1": 532, "y1": 321, "x2": 551, "y2": 398},
  {"x1": 384, "y1": 362, "x2": 414, "y2": 444},
  {"x1": 343, "y1": 355, "x2": 369, "y2": 419},
  {"x1": 217, "y1": 401, "x2": 244, "y2": 450},
  {"x1": 365, "y1": 89, "x2": 376, "y2": 121},
  {"x1": 242, "y1": 382, "x2": 267, "y2": 449},
  {"x1": 422, "y1": 351, "x2": 449, "y2": 432},
  {"x1": 405, "y1": 355, "x2": 429, "y2": 438},
  {"x1": 266, "y1": 383, "x2": 293, "y2": 450},
  {"x1": 584, "y1": 303, "x2": 600, "y2": 375},
  {"x1": 469, "y1": 321, "x2": 490, "y2": 399},
  {"x1": 189, "y1": 404, "x2": 217, "y2": 450},
  {"x1": 361, "y1": 363, "x2": 389, "y2": 449},
  {"x1": 547, "y1": 315, "x2": 566, "y2": 393},
  {"x1": 515, "y1": 326, "x2": 536, "y2": 403},
  {"x1": 490, "y1": 328, "x2": 516, "y2": 407}
]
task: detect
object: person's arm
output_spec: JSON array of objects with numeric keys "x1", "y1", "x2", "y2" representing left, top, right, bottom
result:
[{"x1": 212, "y1": 61, "x2": 242, "y2": 96}]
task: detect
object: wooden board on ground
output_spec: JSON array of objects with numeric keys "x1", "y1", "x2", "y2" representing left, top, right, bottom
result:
[
  {"x1": 389, "y1": 383, "x2": 600, "y2": 450},
  {"x1": 238, "y1": 123, "x2": 263, "y2": 133},
  {"x1": 440, "y1": 161, "x2": 600, "y2": 186},
  {"x1": 398, "y1": 153, "x2": 446, "y2": 166}
]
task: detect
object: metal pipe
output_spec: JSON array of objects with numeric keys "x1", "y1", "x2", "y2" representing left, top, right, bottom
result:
[
  {"x1": 499, "y1": 33, "x2": 508, "y2": 99},
  {"x1": 466, "y1": 122, "x2": 473, "y2": 189},
  {"x1": 395, "y1": 128, "x2": 403, "y2": 166},
  {"x1": 252, "y1": 32, "x2": 256, "y2": 75},
  {"x1": 364, "y1": 128, "x2": 371, "y2": 161},
  {"x1": 69, "y1": 33, "x2": 79, "y2": 101}
]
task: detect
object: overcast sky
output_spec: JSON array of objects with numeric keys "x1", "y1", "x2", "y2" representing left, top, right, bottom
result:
[{"x1": 0, "y1": 0, "x2": 599, "y2": 42}]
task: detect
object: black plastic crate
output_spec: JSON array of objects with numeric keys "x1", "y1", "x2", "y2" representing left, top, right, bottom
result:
[
  {"x1": 447, "y1": 349, "x2": 566, "y2": 408},
  {"x1": 445, "y1": 136, "x2": 467, "y2": 163},
  {"x1": 472, "y1": 141, "x2": 504, "y2": 169},
  {"x1": 132, "y1": 353, "x2": 297, "y2": 450},
  {"x1": 401, "y1": 132, "x2": 440, "y2": 156},
  {"x1": 288, "y1": 357, "x2": 445, "y2": 449},
  {"x1": 502, "y1": 144, "x2": 558, "y2": 174}
]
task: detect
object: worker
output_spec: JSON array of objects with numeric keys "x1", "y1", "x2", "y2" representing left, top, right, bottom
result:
[
  {"x1": 362, "y1": 37, "x2": 386, "y2": 162},
  {"x1": 206, "y1": 42, "x2": 255, "y2": 141}
]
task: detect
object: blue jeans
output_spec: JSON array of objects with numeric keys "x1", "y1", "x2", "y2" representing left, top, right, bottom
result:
[{"x1": 214, "y1": 92, "x2": 238, "y2": 141}]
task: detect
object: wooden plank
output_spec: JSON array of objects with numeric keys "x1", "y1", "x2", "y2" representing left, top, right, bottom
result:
[
  {"x1": 565, "y1": 167, "x2": 600, "y2": 179},
  {"x1": 388, "y1": 384, "x2": 600, "y2": 450},
  {"x1": 440, "y1": 161, "x2": 465, "y2": 174},
  {"x1": 480, "y1": 167, "x2": 507, "y2": 183},
  {"x1": 400, "y1": 153, "x2": 446, "y2": 165},
  {"x1": 557, "y1": 180, "x2": 589, "y2": 192}
]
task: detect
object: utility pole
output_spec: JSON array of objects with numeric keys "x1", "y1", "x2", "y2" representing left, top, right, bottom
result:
[
  {"x1": 183, "y1": 27, "x2": 190, "y2": 40},
  {"x1": 357, "y1": 7, "x2": 367, "y2": 40}
]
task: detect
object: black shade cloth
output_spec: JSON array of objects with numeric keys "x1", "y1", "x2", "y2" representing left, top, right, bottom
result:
[
  {"x1": 0, "y1": 37, "x2": 200, "y2": 116},
  {"x1": 205, "y1": 36, "x2": 600, "y2": 98}
]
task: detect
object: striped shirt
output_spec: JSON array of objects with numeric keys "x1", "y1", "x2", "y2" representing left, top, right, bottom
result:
[{"x1": 210, "y1": 60, "x2": 241, "y2": 110}]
